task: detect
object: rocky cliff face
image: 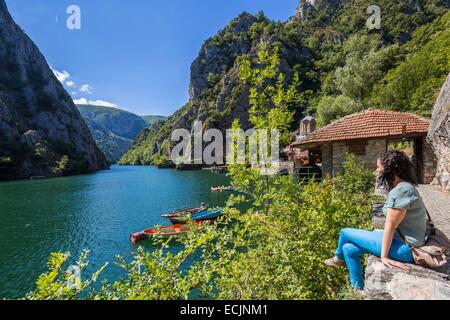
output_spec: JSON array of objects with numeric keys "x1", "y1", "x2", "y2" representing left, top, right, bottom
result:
[
  {"x1": 295, "y1": 0, "x2": 349, "y2": 21},
  {"x1": 0, "y1": 0, "x2": 108, "y2": 179},
  {"x1": 121, "y1": 12, "x2": 314, "y2": 165},
  {"x1": 428, "y1": 73, "x2": 450, "y2": 192},
  {"x1": 189, "y1": 13, "x2": 257, "y2": 102}
]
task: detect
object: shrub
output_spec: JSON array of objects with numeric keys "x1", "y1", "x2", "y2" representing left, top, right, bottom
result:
[
  {"x1": 334, "y1": 153, "x2": 376, "y2": 196},
  {"x1": 53, "y1": 155, "x2": 70, "y2": 175},
  {"x1": 25, "y1": 250, "x2": 107, "y2": 300},
  {"x1": 0, "y1": 156, "x2": 12, "y2": 167}
]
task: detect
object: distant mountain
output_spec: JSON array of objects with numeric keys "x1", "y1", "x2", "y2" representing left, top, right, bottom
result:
[
  {"x1": 81, "y1": 116, "x2": 133, "y2": 163},
  {"x1": 77, "y1": 104, "x2": 148, "y2": 140},
  {"x1": 141, "y1": 115, "x2": 167, "y2": 126},
  {"x1": 77, "y1": 104, "x2": 165, "y2": 163},
  {"x1": 0, "y1": 0, "x2": 108, "y2": 180}
]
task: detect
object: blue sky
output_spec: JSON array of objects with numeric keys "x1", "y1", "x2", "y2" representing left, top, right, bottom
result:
[{"x1": 6, "y1": 0, "x2": 299, "y2": 116}]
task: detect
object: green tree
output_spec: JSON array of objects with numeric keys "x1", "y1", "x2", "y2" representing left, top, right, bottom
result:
[
  {"x1": 25, "y1": 250, "x2": 107, "y2": 300},
  {"x1": 53, "y1": 155, "x2": 70, "y2": 175},
  {"x1": 0, "y1": 156, "x2": 12, "y2": 167},
  {"x1": 315, "y1": 34, "x2": 403, "y2": 126},
  {"x1": 239, "y1": 43, "x2": 302, "y2": 144},
  {"x1": 316, "y1": 95, "x2": 362, "y2": 127},
  {"x1": 372, "y1": 11, "x2": 450, "y2": 116},
  {"x1": 335, "y1": 35, "x2": 396, "y2": 102}
]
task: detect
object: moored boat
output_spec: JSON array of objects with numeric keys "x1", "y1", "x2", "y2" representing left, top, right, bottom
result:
[
  {"x1": 211, "y1": 186, "x2": 235, "y2": 192},
  {"x1": 168, "y1": 208, "x2": 224, "y2": 225},
  {"x1": 130, "y1": 224, "x2": 190, "y2": 244},
  {"x1": 160, "y1": 203, "x2": 207, "y2": 219}
]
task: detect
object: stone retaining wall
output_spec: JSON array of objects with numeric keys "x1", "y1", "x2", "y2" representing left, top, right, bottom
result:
[{"x1": 428, "y1": 73, "x2": 450, "y2": 192}]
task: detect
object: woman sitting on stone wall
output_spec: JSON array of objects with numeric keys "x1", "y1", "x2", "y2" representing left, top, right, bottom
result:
[{"x1": 324, "y1": 151, "x2": 428, "y2": 290}]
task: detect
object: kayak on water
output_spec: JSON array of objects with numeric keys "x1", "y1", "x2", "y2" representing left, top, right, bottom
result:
[
  {"x1": 160, "y1": 203, "x2": 207, "y2": 219},
  {"x1": 211, "y1": 186, "x2": 235, "y2": 192},
  {"x1": 167, "y1": 208, "x2": 224, "y2": 225}
]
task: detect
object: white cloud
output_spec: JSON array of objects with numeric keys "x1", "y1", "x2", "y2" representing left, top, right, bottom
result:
[
  {"x1": 79, "y1": 84, "x2": 94, "y2": 94},
  {"x1": 73, "y1": 98, "x2": 118, "y2": 108},
  {"x1": 51, "y1": 67, "x2": 71, "y2": 83},
  {"x1": 73, "y1": 98, "x2": 89, "y2": 105},
  {"x1": 91, "y1": 99, "x2": 118, "y2": 108},
  {"x1": 51, "y1": 67, "x2": 77, "y2": 88},
  {"x1": 51, "y1": 66, "x2": 118, "y2": 109}
]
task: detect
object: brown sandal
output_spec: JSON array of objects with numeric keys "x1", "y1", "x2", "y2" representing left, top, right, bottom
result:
[{"x1": 324, "y1": 256, "x2": 346, "y2": 267}]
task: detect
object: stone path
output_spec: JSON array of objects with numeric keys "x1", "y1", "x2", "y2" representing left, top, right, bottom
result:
[{"x1": 417, "y1": 185, "x2": 450, "y2": 237}]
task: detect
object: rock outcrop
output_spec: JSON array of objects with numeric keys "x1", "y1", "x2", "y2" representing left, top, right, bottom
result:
[
  {"x1": 121, "y1": 12, "x2": 313, "y2": 165},
  {"x1": 365, "y1": 256, "x2": 450, "y2": 300},
  {"x1": 295, "y1": 0, "x2": 349, "y2": 21},
  {"x1": 0, "y1": 0, "x2": 108, "y2": 179},
  {"x1": 428, "y1": 73, "x2": 450, "y2": 192}
]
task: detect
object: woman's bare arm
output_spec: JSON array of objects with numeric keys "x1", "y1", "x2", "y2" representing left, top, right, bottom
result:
[{"x1": 382, "y1": 208, "x2": 410, "y2": 270}]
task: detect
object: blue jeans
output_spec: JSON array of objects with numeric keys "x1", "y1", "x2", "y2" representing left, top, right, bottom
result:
[{"x1": 335, "y1": 228, "x2": 414, "y2": 290}]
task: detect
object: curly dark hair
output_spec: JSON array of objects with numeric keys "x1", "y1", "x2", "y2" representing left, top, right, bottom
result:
[{"x1": 377, "y1": 151, "x2": 418, "y2": 191}]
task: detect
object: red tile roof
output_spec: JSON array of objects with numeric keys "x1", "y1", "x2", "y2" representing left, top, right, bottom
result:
[{"x1": 292, "y1": 109, "x2": 430, "y2": 147}]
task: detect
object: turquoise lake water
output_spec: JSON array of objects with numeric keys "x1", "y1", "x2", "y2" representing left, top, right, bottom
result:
[{"x1": 0, "y1": 165, "x2": 230, "y2": 298}]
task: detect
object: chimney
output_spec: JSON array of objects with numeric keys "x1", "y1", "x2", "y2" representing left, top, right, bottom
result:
[
  {"x1": 402, "y1": 123, "x2": 407, "y2": 136},
  {"x1": 299, "y1": 116, "x2": 316, "y2": 135}
]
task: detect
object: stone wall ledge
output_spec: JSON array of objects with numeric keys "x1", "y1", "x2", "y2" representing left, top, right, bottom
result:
[{"x1": 365, "y1": 256, "x2": 450, "y2": 300}]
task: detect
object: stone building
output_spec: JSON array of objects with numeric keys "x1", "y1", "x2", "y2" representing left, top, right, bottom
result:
[
  {"x1": 291, "y1": 109, "x2": 437, "y2": 183},
  {"x1": 284, "y1": 116, "x2": 317, "y2": 166}
]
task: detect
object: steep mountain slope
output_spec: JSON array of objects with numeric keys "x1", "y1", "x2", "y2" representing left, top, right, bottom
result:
[
  {"x1": 121, "y1": 0, "x2": 449, "y2": 166},
  {"x1": 0, "y1": 0, "x2": 108, "y2": 180},
  {"x1": 81, "y1": 116, "x2": 133, "y2": 163},
  {"x1": 121, "y1": 12, "x2": 316, "y2": 165},
  {"x1": 77, "y1": 104, "x2": 163, "y2": 163},
  {"x1": 373, "y1": 10, "x2": 450, "y2": 116},
  {"x1": 141, "y1": 115, "x2": 167, "y2": 126}
]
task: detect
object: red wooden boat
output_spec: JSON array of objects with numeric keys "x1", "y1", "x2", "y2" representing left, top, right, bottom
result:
[
  {"x1": 130, "y1": 221, "x2": 208, "y2": 244},
  {"x1": 130, "y1": 224, "x2": 189, "y2": 244}
]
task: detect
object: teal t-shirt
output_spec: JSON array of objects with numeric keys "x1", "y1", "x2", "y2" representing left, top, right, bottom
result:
[{"x1": 383, "y1": 182, "x2": 427, "y2": 247}]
